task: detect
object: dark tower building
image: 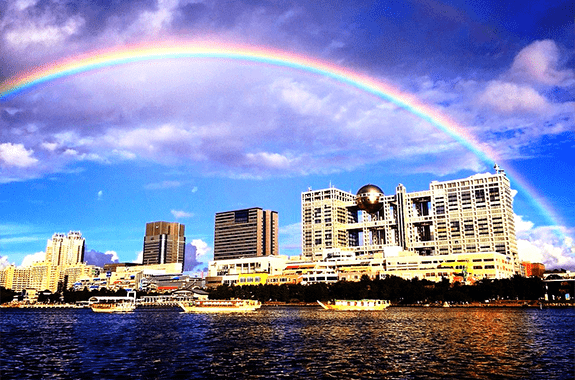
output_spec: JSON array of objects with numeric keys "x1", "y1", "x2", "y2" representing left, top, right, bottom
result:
[
  {"x1": 213, "y1": 208, "x2": 279, "y2": 260},
  {"x1": 142, "y1": 221, "x2": 186, "y2": 265}
]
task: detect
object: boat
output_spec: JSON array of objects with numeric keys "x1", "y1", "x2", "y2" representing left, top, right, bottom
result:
[
  {"x1": 317, "y1": 299, "x2": 390, "y2": 311},
  {"x1": 178, "y1": 299, "x2": 261, "y2": 313},
  {"x1": 90, "y1": 301, "x2": 136, "y2": 313},
  {"x1": 89, "y1": 291, "x2": 137, "y2": 313}
]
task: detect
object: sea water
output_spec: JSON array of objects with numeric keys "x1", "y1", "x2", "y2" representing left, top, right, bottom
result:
[{"x1": 1, "y1": 306, "x2": 574, "y2": 379}]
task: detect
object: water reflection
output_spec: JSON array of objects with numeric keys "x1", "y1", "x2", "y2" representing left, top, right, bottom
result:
[{"x1": 1, "y1": 307, "x2": 573, "y2": 379}]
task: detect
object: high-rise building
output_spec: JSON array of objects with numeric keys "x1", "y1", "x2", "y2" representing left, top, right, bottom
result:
[
  {"x1": 45, "y1": 231, "x2": 85, "y2": 267},
  {"x1": 142, "y1": 222, "x2": 186, "y2": 266},
  {"x1": 301, "y1": 187, "x2": 357, "y2": 260},
  {"x1": 213, "y1": 208, "x2": 278, "y2": 260},
  {"x1": 301, "y1": 167, "x2": 520, "y2": 273}
]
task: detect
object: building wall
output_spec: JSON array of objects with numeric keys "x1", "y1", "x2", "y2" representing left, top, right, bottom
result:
[
  {"x1": 213, "y1": 208, "x2": 278, "y2": 260},
  {"x1": 142, "y1": 221, "x2": 186, "y2": 265}
]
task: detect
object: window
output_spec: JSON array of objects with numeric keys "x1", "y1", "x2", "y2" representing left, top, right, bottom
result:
[
  {"x1": 475, "y1": 189, "x2": 485, "y2": 203},
  {"x1": 235, "y1": 210, "x2": 249, "y2": 223},
  {"x1": 489, "y1": 187, "x2": 500, "y2": 202}
]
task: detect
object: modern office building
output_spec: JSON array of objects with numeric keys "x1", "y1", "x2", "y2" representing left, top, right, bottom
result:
[
  {"x1": 213, "y1": 208, "x2": 279, "y2": 260},
  {"x1": 45, "y1": 231, "x2": 85, "y2": 267},
  {"x1": 301, "y1": 187, "x2": 357, "y2": 260},
  {"x1": 301, "y1": 166, "x2": 520, "y2": 273},
  {"x1": 142, "y1": 222, "x2": 186, "y2": 266}
]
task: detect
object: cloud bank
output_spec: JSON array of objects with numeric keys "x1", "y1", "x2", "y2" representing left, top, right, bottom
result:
[
  {"x1": 184, "y1": 239, "x2": 210, "y2": 272},
  {"x1": 516, "y1": 215, "x2": 575, "y2": 271},
  {"x1": 84, "y1": 249, "x2": 120, "y2": 268}
]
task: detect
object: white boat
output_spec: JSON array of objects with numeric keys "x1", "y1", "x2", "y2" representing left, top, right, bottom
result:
[
  {"x1": 89, "y1": 291, "x2": 136, "y2": 313},
  {"x1": 317, "y1": 299, "x2": 390, "y2": 311},
  {"x1": 178, "y1": 299, "x2": 261, "y2": 313},
  {"x1": 90, "y1": 302, "x2": 136, "y2": 313}
]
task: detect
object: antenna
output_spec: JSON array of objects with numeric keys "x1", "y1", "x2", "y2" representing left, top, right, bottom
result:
[{"x1": 493, "y1": 163, "x2": 505, "y2": 175}]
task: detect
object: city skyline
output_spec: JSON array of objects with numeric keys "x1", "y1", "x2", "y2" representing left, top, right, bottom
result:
[{"x1": 0, "y1": 0, "x2": 573, "y2": 271}]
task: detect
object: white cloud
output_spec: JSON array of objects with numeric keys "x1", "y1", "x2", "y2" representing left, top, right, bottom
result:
[
  {"x1": 190, "y1": 239, "x2": 211, "y2": 260},
  {"x1": 515, "y1": 215, "x2": 575, "y2": 270},
  {"x1": 508, "y1": 40, "x2": 574, "y2": 87},
  {"x1": 5, "y1": 14, "x2": 85, "y2": 48},
  {"x1": 0, "y1": 255, "x2": 11, "y2": 270},
  {"x1": 133, "y1": 251, "x2": 143, "y2": 264},
  {"x1": 478, "y1": 80, "x2": 548, "y2": 113},
  {"x1": 104, "y1": 250, "x2": 119, "y2": 262},
  {"x1": 272, "y1": 78, "x2": 332, "y2": 117},
  {"x1": 102, "y1": 124, "x2": 199, "y2": 163},
  {"x1": 20, "y1": 251, "x2": 46, "y2": 268},
  {"x1": 41, "y1": 142, "x2": 59, "y2": 151},
  {"x1": 0, "y1": 143, "x2": 38, "y2": 168},
  {"x1": 14, "y1": 0, "x2": 38, "y2": 11},
  {"x1": 245, "y1": 152, "x2": 292, "y2": 169},
  {"x1": 171, "y1": 210, "x2": 193, "y2": 219}
]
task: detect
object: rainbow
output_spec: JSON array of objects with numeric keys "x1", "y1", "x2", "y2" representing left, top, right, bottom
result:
[{"x1": 0, "y1": 41, "x2": 567, "y2": 232}]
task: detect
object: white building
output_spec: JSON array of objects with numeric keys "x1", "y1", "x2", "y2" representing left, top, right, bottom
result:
[
  {"x1": 206, "y1": 255, "x2": 288, "y2": 287},
  {"x1": 301, "y1": 167, "x2": 519, "y2": 274}
]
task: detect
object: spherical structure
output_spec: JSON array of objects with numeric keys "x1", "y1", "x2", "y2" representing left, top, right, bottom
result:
[{"x1": 356, "y1": 184, "x2": 384, "y2": 214}]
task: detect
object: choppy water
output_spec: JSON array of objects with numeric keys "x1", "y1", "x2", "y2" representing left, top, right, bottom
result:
[{"x1": 1, "y1": 306, "x2": 574, "y2": 379}]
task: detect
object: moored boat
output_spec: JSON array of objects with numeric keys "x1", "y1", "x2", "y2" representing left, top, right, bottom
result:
[
  {"x1": 317, "y1": 299, "x2": 390, "y2": 311},
  {"x1": 178, "y1": 299, "x2": 261, "y2": 313},
  {"x1": 90, "y1": 302, "x2": 136, "y2": 313},
  {"x1": 89, "y1": 291, "x2": 137, "y2": 313}
]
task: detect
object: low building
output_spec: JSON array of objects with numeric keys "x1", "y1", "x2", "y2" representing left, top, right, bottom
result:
[
  {"x1": 382, "y1": 251, "x2": 515, "y2": 284},
  {"x1": 522, "y1": 262, "x2": 545, "y2": 277},
  {"x1": 73, "y1": 263, "x2": 184, "y2": 292},
  {"x1": 206, "y1": 255, "x2": 288, "y2": 287},
  {"x1": 1, "y1": 262, "x2": 98, "y2": 293}
]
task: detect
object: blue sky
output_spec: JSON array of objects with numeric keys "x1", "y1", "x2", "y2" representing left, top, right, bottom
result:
[{"x1": 1, "y1": 0, "x2": 574, "y2": 272}]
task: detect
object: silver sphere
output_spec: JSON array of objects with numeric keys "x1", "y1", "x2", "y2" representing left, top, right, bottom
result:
[{"x1": 356, "y1": 184, "x2": 384, "y2": 214}]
